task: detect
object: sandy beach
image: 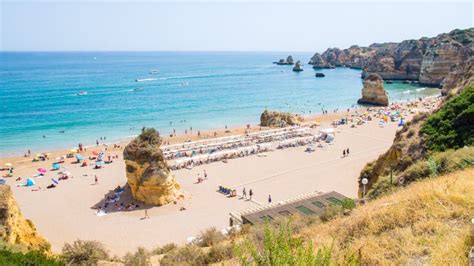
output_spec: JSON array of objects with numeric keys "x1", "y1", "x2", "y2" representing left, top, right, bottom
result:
[{"x1": 0, "y1": 97, "x2": 441, "y2": 255}]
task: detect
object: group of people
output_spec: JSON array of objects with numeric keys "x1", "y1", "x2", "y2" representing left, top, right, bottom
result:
[{"x1": 342, "y1": 148, "x2": 350, "y2": 157}]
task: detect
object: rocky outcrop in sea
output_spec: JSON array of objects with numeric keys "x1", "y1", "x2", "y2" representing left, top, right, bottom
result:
[
  {"x1": 274, "y1": 55, "x2": 294, "y2": 65},
  {"x1": 308, "y1": 28, "x2": 473, "y2": 90},
  {"x1": 357, "y1": 73, "x2": 389, "y2": 106},
  {"x1": 292, "y1": 60, "x2": 303, "y2": 72},
  {"x1": 260, "y1": 110, "x2": 303, "y2": 127},
  {"x1": 123, "y1": 128, "x2": 182, "y2": 206}
]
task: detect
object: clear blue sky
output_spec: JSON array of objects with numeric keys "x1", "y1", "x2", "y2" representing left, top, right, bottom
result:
[{"x1": 1, "y1": 1, "x2": 472, "y2": 52}]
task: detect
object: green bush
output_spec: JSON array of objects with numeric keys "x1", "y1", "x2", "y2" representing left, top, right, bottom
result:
[
  {"x1": 235, "y1": 221, "x2": 317, "y2": 265},
  {"x1": 421, "y1": 86, "x2": 474, "y2": 151},
  {"x1": 402, "y1": 147, "x2": 474, "y2": 183},
  {"x1": 0, "y1": 248, "x2": 63, "y2": 265},
  {"x1": 123, "y1": 247, "x2": 150, "y2": 266},
  {"x1": 320, "y1": 204, "x2": 343, "y2": 222},
  {"x1": 61, "y1": 240, "x2": 109, "y2": 265}
]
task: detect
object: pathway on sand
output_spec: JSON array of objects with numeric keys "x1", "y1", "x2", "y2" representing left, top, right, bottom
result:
[{"x1": 10, "y1": 120, "x2": 398, "y2": 255}]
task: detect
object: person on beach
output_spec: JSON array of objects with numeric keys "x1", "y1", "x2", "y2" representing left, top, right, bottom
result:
[
  {"x1": 197, "y1": 173, "x2": 202, "y2": 183},
  {"x1": 203, "y1": 170, "x2": 208, "y2": 180},
  {"x1": 242, "y1": 188, "x2": 247, "y2": 199},
  {"x1": 268, "y1": 194, "x2": 272, "y2": 204},
  {"x1": 96, "y1": 140, "x2": 99, "y2": 146},
  {"x1": 346, "y1": 148, "x2": 350, "y2": 156},
  {"x1": 144, "y1": 209, "x2": 150, "y2": 219},
  {"x1": 343, "y1": 150, "x2": 346, "y2": 157},
  {"x1": 249, "y1": 189, "x2": 253, "y2": 200},
  {"x1": 94, "y1": 175, "x2": 98, "y2": 185}
]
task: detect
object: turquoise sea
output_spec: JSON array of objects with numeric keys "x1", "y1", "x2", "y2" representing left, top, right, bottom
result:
[{"x1": 0, "y1": 52, "x2": 439, "y2": 156}]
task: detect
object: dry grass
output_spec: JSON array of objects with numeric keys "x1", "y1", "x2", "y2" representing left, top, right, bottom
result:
[{"x1": 300, "y1": 169, "x2": 474, "y2": 265}]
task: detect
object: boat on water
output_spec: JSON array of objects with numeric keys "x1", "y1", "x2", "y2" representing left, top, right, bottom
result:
[
  {"x1": 133, "y1": 88, "x2": 144, "y2": 92},
  {"x1": 149, "y1": 69, "x2": 160, "y2": 74},
  {"x1": 76, "y1": 91, "x2": 88, "y2": 96},
  {"x1": 135, "y1": 78, "x2": 157, "y2": 82}
]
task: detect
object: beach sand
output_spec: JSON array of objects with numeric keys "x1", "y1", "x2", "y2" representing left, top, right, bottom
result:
[{"x1": 0, "y1": 97, "x2": 441, "y2": 255}]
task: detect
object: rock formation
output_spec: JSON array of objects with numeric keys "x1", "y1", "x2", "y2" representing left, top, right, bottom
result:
[
  {"x1": 292, "y1": 60, "x2": 303, "y2": 72},
  {"x1": 315, "y1": 73, "x2": 325, "y2": 77},
  {"x1": 308, "y1": 28, "x2": 473, "y2": 92},
  {"x1": 0, "y1": 185, "x2": 50, "y2": 251},
  {"x1": 274, "y1": 55, "x2": 294, "y2": 65},
  {"x1": 123, "y1": 128, "x2": 182, "y2": 206},
  {"x1": 260, "y1": 110, "x2": 303, "y2": 127},
  {"x1": 357, "y1": 73, "x2": 389, "y2": 106},
  {"x1": 440, "y1": 58, "x2": 474, "y2": 96}
]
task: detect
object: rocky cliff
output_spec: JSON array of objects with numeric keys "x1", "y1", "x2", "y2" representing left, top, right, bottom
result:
[
  {"x1": 260, "y1": 110, "x2": 303, "y2": 127},
  {"x1": 357, "y1": 73, "x2": 389, "y2": 106},
  {"x1": 309, "y1": 28, "x2": 473, "y2": 88},
  {"x1": 123, "y1": 128, "x2": 182, "y2": 206},
  {"x1": 0, "y1": 185, "x2": 50, "y2": 252}
]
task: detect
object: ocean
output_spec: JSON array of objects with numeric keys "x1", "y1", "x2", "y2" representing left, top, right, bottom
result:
[{"x1": 0, "y1": 52, "x2": 439, "y2": 156}]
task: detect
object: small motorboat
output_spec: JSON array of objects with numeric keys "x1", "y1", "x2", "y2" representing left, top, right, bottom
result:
[
  {"x1": 149, "y1": 69, "x2": 160, "y2": 74},
  {"x1": 133, "y1": 88, "x2": 144, "y2": 92},
  {"x1": 77, "y1": 91, "x2": 88, "y2": 96}
]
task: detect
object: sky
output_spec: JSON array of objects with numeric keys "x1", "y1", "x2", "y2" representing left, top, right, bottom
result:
[{"x1": 1, "y1": 0, "x2": 473, "y2": 52}]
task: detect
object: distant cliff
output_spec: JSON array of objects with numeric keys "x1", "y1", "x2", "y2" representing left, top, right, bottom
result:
[{"x1": 309, "y1": 28, "x2": 473, "y2": 89}]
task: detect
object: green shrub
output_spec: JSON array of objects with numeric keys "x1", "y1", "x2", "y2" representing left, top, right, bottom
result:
[
  {"x1": 61, "y1": 240, "x2": 109, "y2": 265},
  {"x1": 235, "y1": 221, "x2": 317, "y2": 265},
  {"x1": 0, "y1": 248, "x2": 64, "y2": 265},
  {"x1": 198, "y1": 227, "x2": 225, "y2": 247},
  {"x1": 421, "y1": 86, "x2": 474, "y2": 151},
  {"x1": 159, "y1": 245, "x2": 206, "y2": 266},
  {"x1": 123, "y1": 247, "x2": 150, "y2": 266}
]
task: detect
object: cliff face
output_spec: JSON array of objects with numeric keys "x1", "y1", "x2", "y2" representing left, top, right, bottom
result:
[
  {"x1": 260, "y1": 110, "x2": 303, "y2": 127},
  {"x1": 0, "y1": 185, "x2": 50, "y2": 251},
  {"x1": 309, "y1": 28, "x2": 473, "y2": 88},
  {"x1": 123, "y1": 128, "x2": 182, "y2": 206},
  {"x1": 357, "y1": 73, "x2": 389, "y2": 106}
]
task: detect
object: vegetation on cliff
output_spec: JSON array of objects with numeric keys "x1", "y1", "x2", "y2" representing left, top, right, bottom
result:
[
  {"x1": 359, "y1": 85, "x2": 473, "y2": 195},
  {"x1": 421, "y1": 86, "x2": 474, "y2": 151}
]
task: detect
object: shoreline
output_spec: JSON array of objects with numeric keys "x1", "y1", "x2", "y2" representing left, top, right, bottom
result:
[{"x1": 0, "y1": 95, "x2": 441, "y2": 166}]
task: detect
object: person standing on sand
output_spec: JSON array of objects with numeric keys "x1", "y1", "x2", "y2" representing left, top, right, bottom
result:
[
  {"x1": 268, "y1": 194, "x2": 272, "y2": 204},
  {"x1": 347, "y1": 148, "x2": 350, "y2": 156},
  {"x1": 144, "y1": 209, "x2": 149, "y2": 219},
  {"x1": 249, "y1": 189, "x2": 253, "y2": 200},
  {"x1": 343, "y1": 150, "x2": 346, "y2": 157},
  {"x1": 242, "y1": 188, "x2": 247, "y2": 199},
  {"x1": 94, "y1": 175, "x2": 98, "y2": 185},
  {"x1": 204, "y1": 170, "x2": 208, "y2": 180}
]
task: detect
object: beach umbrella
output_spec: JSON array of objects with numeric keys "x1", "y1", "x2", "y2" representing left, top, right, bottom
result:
[
  {"x1": 37, "y1": 168, "x2": 47, "y2": 173},
  {"x1": 52, "y1": 163, "x2": 61, "y2": 170},
  {"x1": 75, "y1": 154, "x2": 84, "y2": 161},
  {"x1": 26, "y1": 178, "x2": 35, "y2": 187}
]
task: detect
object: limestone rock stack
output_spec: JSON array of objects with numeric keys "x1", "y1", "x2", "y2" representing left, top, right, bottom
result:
[
  {"x1": 357, "y1": 73, "x2": 389, "y2": 106},
  {"x1": 123, "y1": 128, "x2": 182, "y2": 206},
  {"x1": 0, "y1": 185, "x2": 50, "y2": 251},
  {"x1": 292, "y1": 60, "x2": 303, "y2": 72},
  {"x1": 260, "y1": 110, "x2": 303, "y2": 127}
]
